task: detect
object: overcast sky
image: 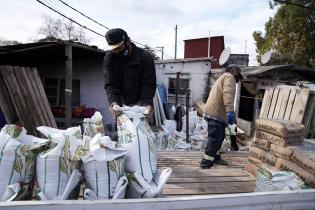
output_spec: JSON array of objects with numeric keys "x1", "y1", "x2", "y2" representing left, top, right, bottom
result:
[{"x1": 0, "y1": 0, "x2": 277, "y2": 65}]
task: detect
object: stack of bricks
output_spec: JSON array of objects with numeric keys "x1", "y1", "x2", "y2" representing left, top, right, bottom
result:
[{"x1": 246, "y1": 119, "x2": 304, "y2": 178}]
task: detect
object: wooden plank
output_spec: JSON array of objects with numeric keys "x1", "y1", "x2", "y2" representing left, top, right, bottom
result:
[
  {"x1": 267, "y1": 88, "x2": 280, "y2": 119},
  {"x1": 0, "y1": 66, "x2": 36, "y2": 135},
  {"x1": 157, "y1": 151, "x2": 249, "y2": 157},
  {"x1": 30, "y1": 67, "x2": 57, "y2": 128},
  {"x1": 284, "y1": 89, "x2": 297, "y2": 120},
  {"x1": 163, "y1": 186, "x2": 255, "y2": 195},
  {"x1": 290, "y1": 88, "x2": 310, "y2": 123},
  {"x1": 26, "y1": 67, "x2": 51, "y2": 127},
  {"x1": 167, "y1": 176, "x2": 256, "y2": 183},
  {"x1": 0, "y1": 68, "x2": 17, "y2": 123},
  {"x1": 259, "y1": 88, "x2": 273, "y2": 118},
  {"x1": 13, "y1": 67, "x2": 45, "y2": 128},
  {"x1": 165, "y1": 182, "x2": 256, "y2": 189},
  {"x1": 170, "y1": 168, "x2": 249, "y2": 177},
  {"x1": 277, "y1": 88, "x2": 291, "y2": 119},
  {"x1": 272, "y1": 88, "x2": 285, "y2": 119}
]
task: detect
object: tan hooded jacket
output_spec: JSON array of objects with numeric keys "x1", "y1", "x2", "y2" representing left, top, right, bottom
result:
[{"x1": 203, "y1": 73, "x2": 236, "y2": 124}]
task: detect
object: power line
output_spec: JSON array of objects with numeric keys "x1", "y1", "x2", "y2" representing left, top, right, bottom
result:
[
  {"x1": 36, "y1": 0, "x2": 106, "y2": 38},
  {"x1": 56, "y1": 0, "x2": 111, "y2": 30},
  {"x1": 273, "y1": 0, "x2": 315, "y2": 10},
  {"x1": 37, "y1": 0, "x2": 173, "y2": 58},
  {"x1": 54, "y1": 0, "x2": 152, "y2": 48},
  {"x1": 52, "y1": 0, "x2": 158, "y2": 50}
]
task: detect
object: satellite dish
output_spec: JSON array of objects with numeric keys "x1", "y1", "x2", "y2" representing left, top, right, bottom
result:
[
  {"x1": 219, "y1": 47, "x2": 231, "y2": 66},
  {"x1": 261, "y1": 50, "x2": 272, "y2": 65}
]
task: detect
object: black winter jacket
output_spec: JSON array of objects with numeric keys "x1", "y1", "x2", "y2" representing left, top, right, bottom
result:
[{"x1": 103, "y1": 43, "x2": 156, "y2": 106}]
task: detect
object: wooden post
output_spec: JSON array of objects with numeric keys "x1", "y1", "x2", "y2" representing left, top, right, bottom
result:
[
  {"x1": 186, "y1": 89, "x2": 190, "y2": 143},
  {"x1": 65, "y1": 44, "x2": 73, "y2": 128}
]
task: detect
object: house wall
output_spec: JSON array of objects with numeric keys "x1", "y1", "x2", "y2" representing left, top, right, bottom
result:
[
  {"x1": 37, "y1": 57, "x2": 114, "y2": 125},
  {"x1": 155, "y1": 60, "x2": 211, "y2": 106}
]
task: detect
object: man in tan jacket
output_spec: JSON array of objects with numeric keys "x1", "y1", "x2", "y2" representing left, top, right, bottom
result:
[{"x1": 200, "y1": 64, "x2": 243, "y2": 169}]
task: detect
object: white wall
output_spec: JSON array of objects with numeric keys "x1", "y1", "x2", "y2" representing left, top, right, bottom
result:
[
  {"x1": 155, "y1": 60, "x2": 211, "y2": 105},
  {"x1": 38, "y1": 57, "x2": 114, "y2": 125}
]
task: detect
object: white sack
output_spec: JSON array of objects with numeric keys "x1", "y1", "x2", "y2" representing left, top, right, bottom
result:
[
  {"x1": 81, "y1": 133, "x2": 128, "y2": 199},
  {"x1": 0, "y1": 125, "x2": 47, "y2": 201},
  {"x1": 116, "y1": 106, "x2": 157, "y2": 182},
  {"x1": 36, "y1": 126, "x2": 83, "y2": 200}
]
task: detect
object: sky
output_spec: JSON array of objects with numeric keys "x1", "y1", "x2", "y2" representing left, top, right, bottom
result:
[{"x1": 0, "y1": 0, "x2": 277, "y2": 65}]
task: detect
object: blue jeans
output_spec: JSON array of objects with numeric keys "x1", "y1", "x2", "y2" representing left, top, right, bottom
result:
[{"x1": 204, "y1": 118, "x2": 226, "y2": 158}]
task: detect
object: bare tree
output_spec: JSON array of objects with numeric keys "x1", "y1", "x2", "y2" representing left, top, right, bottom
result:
[
  {"x1": 37, "y1": 15, "x2": 90, "y2": 43},
  {"x1": 0, "y1": 37, "x2": 20, "y2": 46}
]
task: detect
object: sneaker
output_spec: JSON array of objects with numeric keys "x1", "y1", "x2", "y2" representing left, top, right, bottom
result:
[{"x1": 200, "y1": 158, "x2": 214, "y2": 169}]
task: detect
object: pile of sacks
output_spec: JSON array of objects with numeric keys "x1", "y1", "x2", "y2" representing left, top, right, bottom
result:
[
  {"x1": 0, "y1": 106, "x2": 172, "y2": 202},
  {"x1": 247, "y1": 118, "x2": 315, "y2": 189},
  {"x1": 156, "y1": 111, "x2": 208, "y2": 151}
]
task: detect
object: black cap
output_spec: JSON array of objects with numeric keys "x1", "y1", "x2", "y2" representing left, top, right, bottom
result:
[{"x1": 105, "y1": 28, "x2": 128, "y2": 49}]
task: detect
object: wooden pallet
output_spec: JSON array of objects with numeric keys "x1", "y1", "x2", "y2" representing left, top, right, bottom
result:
[
  {"x1": 259, "y1": 85, "x2": 315, "y2": 137},
  {"x1": 0, "y1": 66, "x2": 57, "y2": 135},
  {"x1": 158, "y1": 151, "x2": 255, "y2": 196}
]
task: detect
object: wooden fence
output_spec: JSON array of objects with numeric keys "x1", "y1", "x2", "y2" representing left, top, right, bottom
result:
[{"x1": 259, "y1": 85, "x2": 315, "y2": 138}]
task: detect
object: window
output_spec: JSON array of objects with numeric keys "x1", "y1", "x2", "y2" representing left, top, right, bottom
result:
[
  {"x1": 44, "y1": 77, "x2": 80, "y2": 106},
  {"x1": 44, "y1": 78, "x2": 58, "y2": 105},
  {"x1": 168, "y1": 78, "x2": 189, "y2": 95}
]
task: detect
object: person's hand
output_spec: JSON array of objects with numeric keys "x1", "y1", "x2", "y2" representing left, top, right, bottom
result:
[
  {"x1": 109, "y1": 102, "x2": 122, "y2": 117},
  {"x1": 227, "y1": 111, "x2": 235, "y2": 125},
  {"x1": 143, "y1": 105, "x2": 153, "y2": 121}
]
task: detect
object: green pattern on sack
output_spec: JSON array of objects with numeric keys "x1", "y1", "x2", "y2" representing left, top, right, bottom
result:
[
  {"x1": 3, "y1": 125, "x2": 23, "y2": 138},
  {"x1": 9, "y1": 145, "x2": 22, "y2": 185},
  {"x1": 57, "y1": 157, "x2": 61, "y2": 196},
  {"x1": 136, "y1": 128, "x2": 144, "y2": 177},
  {"x1": 117, "y1": 116, "x2": 134, "y2": 145},
  {"x1": 107, "y1": 163, "x2": 110, "y2": 198}
]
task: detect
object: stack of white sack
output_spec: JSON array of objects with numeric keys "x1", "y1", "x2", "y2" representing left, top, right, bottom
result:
[
  {"x1": 0, "y1": 125, "x2": 48, "y2": 201},
  {"x1": 116, "y1": 105, "x2": 172, "y2": 198},
  {"x1": 36, "y1": 126, "x2": 83, "y2": 200},
  {"x1": 81, "y1": 133, "x2": 128, "y2": 200},
  {"x1": 158, "y1": 111, "x2": 208, "y2": 151}
]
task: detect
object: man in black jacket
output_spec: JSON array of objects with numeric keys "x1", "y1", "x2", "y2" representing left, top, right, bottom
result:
[{"x1": 103, "y1": 28, "x2": 156, "y2": 118}]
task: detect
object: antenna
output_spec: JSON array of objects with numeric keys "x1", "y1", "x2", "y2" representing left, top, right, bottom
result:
[
  {"x1": 219, "y1": 47, "x2": 231, "y2": 66},
  {"x1": 261, "y1": 50, "x2": 272, "y2": 65}
]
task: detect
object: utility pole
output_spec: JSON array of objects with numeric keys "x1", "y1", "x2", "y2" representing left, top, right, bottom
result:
[
  {"x1": 175, "y1": 25, "x2": 178, "y2": 59},
  {"x1": 245, "y1": 39, "x2": 247, "y2": 54},
  {"x1": 208, "y1": 30, "x2": 211, "y2": 58},
  {"x1": 156, "y1": 46, "x2": 164, "y2": 60}
]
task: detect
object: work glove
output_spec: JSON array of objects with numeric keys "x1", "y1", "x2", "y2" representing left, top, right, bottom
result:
[
  {"x1": 227, "y1": 111, "x2": 237, "y2": 135},
  {"x1": 227, "y1": 111, "x2": 235, "y2": 125},
  {"x1": 142, "y1": 105, "x2": 153, "y2": 121},
  {"x1": 109, "y1": 102, "x2": 122, "y2": 117}
]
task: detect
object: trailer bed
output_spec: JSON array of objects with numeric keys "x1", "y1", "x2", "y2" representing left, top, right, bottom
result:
[{"x1": 158, "y1": 151, "x2": 256, "y2": 196}]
